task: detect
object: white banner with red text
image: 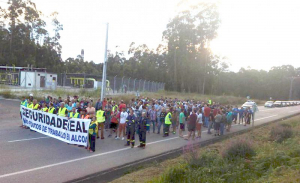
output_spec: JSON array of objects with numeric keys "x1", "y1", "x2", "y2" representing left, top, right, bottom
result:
[{"x1": 20, "y1": 106, "x2": 90, "y2": 146}]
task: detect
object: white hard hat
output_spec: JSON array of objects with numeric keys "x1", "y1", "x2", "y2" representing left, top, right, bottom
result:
[{"x1": 29, "y1": 93, "x2": 33, "y2": 97}]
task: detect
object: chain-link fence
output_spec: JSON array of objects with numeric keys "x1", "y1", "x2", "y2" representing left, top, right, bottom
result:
[{"x1": 57, "y1": 73, "x2": 165, "y2": 94}]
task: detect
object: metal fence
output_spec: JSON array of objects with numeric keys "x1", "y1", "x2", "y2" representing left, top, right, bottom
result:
[{"x1": 57, "y1": 73, "x2": 165, "y2": 94}]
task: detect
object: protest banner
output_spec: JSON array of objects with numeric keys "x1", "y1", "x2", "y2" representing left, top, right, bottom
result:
[{"x1": 20, "y1": 106, "x2": 91, "y2": 146}]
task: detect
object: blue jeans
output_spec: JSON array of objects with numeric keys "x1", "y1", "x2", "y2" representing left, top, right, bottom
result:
[
  {"x1": 220, "y1": 123, "x2": 225, "y2": 135},
  {"x1": 151, "y1": 120, "x2": 156, "y2": 133},
  {"x1": 158, "y1": 120, "x2": 164, "y2": 134},
  {"x1": 204, "y1": 117, "x2": 209, "y2": 127}
]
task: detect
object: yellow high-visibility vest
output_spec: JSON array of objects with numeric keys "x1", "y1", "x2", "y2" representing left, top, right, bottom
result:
[
  {"x1": 32, "y1": 104, "x2": 39, "y2": 110},
  {"x1": 89, "y1": 120, "x2": 98, "y2": 135},
  {"x1": 28, "y1": 103, "x2": 33, "y2": 109},
  {"x1": 70, "y1": 112, "x2": 79, "y2": 118},
  {"x1": 112, "y1": 105, "x2": 118, "y2": 112},
  {"x1": 48, "y1": 107, "x2": 55, "y2": 114},
  {"x1": 58, "y1": 107, "x2": 67, "y2": 117},
  {"x1": 165, "y1": 112, "x2": 172, "y2": 125},
  {"x1": 96, "y1": 110, "x2": 105, "y2": 123},
  {"x1": 42, "y1": 107, "x2": 48, "y2": 112}
]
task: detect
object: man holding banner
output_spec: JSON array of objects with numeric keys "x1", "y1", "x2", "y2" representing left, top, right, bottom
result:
[
  {"x1": 20, "y1": 105, "x2": 91, "y2": 147},
  {"x1": 88, "y1": 116, "x2": 98, "y2": 152},
  {"x1": 58, "y1": 103, "x2": 68, "y2": 117}
]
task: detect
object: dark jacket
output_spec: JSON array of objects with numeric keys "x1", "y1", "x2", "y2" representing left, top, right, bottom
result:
[
  {"x1": 126, "y1": 114, "x2": 136, "y2": 132},
  {"x1": 138, "y1": 117, "x2": 147, "y2": 132}
]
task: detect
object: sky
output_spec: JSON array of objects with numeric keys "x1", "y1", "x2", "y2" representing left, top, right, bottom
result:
[{"x1": 2, "y1": 0, "x2": 300, "y2": 72}]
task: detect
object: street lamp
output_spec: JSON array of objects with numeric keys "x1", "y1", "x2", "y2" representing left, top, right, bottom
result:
[{"x1": 289, "y1": 74, "x2": 300, "y2": 100}]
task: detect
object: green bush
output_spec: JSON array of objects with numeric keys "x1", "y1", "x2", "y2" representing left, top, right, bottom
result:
[
  {"x1": 255, "y1": 152, "x2": 291, "y2": 172},
  {"x1": 270, "y1": 124, "x2": 293, "y2": 143},
  {"x1": 160, "y1": 166, "x2": 187, "y2": 183},
  {"x1": 188, "y1": 152, "x2": 220, "y2": 169},
  {"x1": 288, "y1": 148, "x2": 300, "y2": 158},
  {"x1": 222, "y1": 138, "x2": 256, "y2": 161}
]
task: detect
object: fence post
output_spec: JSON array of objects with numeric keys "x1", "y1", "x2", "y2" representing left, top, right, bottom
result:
[
  {"x1": 139, "y1": 79, "x2": 142, "y2": 92},
  {"x1": 128, "y1": 77, "x2": 131, "y2": 93},
  {"x1": 83, "y1": 73, "x2": 86, "y2": 88},
  {"x1": 143, "y1": 80, "x2": 146, "y2": 92},
  {"x1": 113, "y1": 75, "x2": 117, "y2": 93},
  {"x1": 63, "y1": 72, "x2": 66, "y2": 87},
  {"x1": 133, "y1": 78, "x2": 136, "y2": 92},
  {"x1": 121, "y1": 76, "x2": 125, "y2": 93}
]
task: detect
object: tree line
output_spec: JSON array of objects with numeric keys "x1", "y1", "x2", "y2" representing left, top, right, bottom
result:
[{"x1": 1, "y1": 0, "x2": 299, "y2": 100}]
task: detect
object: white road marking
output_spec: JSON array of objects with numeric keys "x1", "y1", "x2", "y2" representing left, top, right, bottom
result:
[
  {"x1": 147, "y1": 137, "x2": 180, "y2": 145},
  {"x1": 255, "y1": 115, "x2": 278, "y2": 121},
  {"x1": 8, "y1": 137, "x2": 50, "y2": 143},
  {"x1": 260, "y1": 108, "x2": 279, "y2": 112},
  {"x1": 0, "y1": 147, "x2": 130, "y2": 179},
  {"x1": 0, "y1": 114, "x2": 285, "y2": 179},
  {"x1": 288, "y1": 110, "x2": 300, "y2": 113}
]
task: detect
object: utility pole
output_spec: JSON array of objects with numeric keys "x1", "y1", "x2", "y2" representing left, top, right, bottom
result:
[
  {"x1": 289, "y1": 71, "x2": 300, "y2": 100},
  {"x1": 101, "y1": 23, "x2": 109, "y2": 101},
  {"x1": 174, "y1": 47, "x2": 178, "y2": 91},
  {"x1": 202, "y1": 49, "x2": 207, "y2": 95},
  {"x1": 289, "y1": 77, "x2": 295, "y2": 101}
]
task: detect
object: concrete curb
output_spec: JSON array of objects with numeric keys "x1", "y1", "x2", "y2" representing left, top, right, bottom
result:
[{"x1": 66, "y1": 112, "x2": 300, "y2": 183}]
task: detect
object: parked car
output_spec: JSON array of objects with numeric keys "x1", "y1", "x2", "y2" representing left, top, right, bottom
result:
[
  {"x1": 264, "y1": 101, "x2": 274, "y2": 108},
  {"x1": 274, "y1": 101, "x2": 283, "y2": 107},
  {"x1": 242, "y1": 101, "x2": 257, "y2": 109},
  {"x1": 282, "y1": 102, "x2": 287, "y2": 107}
]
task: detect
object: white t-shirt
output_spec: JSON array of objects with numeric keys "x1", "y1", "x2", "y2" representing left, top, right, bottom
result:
[
  {"x1": 120, "y1": 112, "x2": 128, "y2": 124},
  {"x1": 197, "y1": 113, "x2": 203, "y2": 124}
]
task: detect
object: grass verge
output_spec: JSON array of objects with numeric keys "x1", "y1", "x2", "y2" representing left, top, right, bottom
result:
[
  {"x1": 0, "y1": 87, "x2": 264, "y2": 105},
  {"x1": 110, "y1": 116, "x2": 300, "y2": 183}
]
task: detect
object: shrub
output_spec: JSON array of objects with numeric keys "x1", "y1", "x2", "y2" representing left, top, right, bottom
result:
[
  {"x1": 188, "y1": 152, "x2": 221, "y2": 169},
  {"x1": 270, "y1": 124, "x2": 293, "y2": 143},
  {"x1": 255, "y1": 152, "x2": 291, "y2": 172},
  {"x1": 0, "y1": 90, "x2": 16, "y2": 98},
  {"x1": 222, "y1": 138, "x2": 256, "y2": 161},
  {"x1": 160, "y1": 166, "x2": 187, "y2": 183},
  {"x1": 288, "y1": 148, "x2": 300, "y2": 158}
]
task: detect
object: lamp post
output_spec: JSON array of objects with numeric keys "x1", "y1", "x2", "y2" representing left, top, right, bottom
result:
[{"x1": 101, "y1": 23, "x2": 109, "y2": 101}]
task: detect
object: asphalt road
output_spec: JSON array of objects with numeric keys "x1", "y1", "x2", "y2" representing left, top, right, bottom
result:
[{"x1": 1, "y1": 98, "x2": 300, "y2": 183}]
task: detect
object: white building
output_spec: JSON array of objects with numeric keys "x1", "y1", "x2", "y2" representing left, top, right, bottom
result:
[{"x1": 20, "y1": 71, "x2": 57, "y2": 89}]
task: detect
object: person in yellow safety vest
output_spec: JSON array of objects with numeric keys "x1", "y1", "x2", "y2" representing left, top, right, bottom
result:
[
  {"x1": 163, "y1": 108, "x2": 172, "y2": 137},
  {"x1": 31, "y1": 99, "x2": 40, "y2": 110},
  {"x1": 41, "y1": 103, "x2": 48, "y2": 112},
  {"x1": 87, "y1": 116, "x2": 98, "y2": 153},
  {"x1": 208, "y1": 99, "x2": 212, "y2": 105},
  {"x1": 20, "y1": 96, "x2": 28, "y2": 107},
  {"x1": 96, "y1": 107, "x2": 106, "y2": 139},
  {"x1": 48, "y1": 103, "x2": 56, "y2": 114},
  {"x1": 58, "y1": 102, "x2": 68, "y2": 117},
  {"x1": 27, "y1": 99, "x2": 33, "y2": 109},
  {"x1": 69, "y1": 107, "x2": 80, "y2": 118},
  {"x1": 112, "y1": 102, "x2": 118, "y2": 113},
  {"x1": 20, "y1": 96, "x2": 28, "y2": 128}
]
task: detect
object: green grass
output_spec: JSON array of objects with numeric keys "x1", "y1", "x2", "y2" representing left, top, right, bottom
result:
[
  {"x1": 110, "y1": 116, "x2": 300, "y2": 183},
  {"x1": 149, "y1": 117, "x2": 300, "y2": 183}
]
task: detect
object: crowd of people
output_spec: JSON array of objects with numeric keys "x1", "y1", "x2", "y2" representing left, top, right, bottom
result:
[{"x1": 20, "y1": 94, "x2": 259, "y2": 153}]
